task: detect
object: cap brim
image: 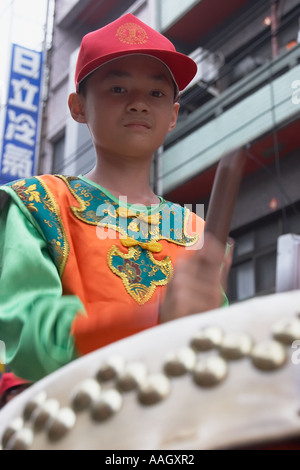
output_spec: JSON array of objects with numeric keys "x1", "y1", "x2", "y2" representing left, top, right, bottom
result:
[{"x1": 76, "y1": 49, "x2": 197, "y2": 92}]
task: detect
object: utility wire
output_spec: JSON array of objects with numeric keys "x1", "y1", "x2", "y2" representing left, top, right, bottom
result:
[
  {"x1": 245, "y1": 148, "x2": 300, "y2": 219},
  {"x1": 0, "y1": 0, "x2": 299, "y2": 173},
  {"x1": 267, "y1": 59, "x2": 289, "y2": 232},
  {"x1": 0, "y1": 0, "x2": 284, "y2": 121},
  {"x1": 55, "y1": 138, "x2": 94, "y2": 174},
  {"x1": 45, "y1": 1, "x2": 300, "y2": 172},
  {"x1": 47, "y1": 0, "x2": 300, "y2": 169}
]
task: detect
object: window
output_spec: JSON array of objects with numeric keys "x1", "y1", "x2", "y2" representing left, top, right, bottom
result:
[
  {"x1": 227, "y1": 208, "x2": 300, "y2": 303},
  {"x1": 52, "y1": 134, "x2": 65, "y2": 174}
]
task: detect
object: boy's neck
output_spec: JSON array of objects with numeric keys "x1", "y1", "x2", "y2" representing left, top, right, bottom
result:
[{"x1": 84, "y1": 157, "x2": 160, "y2": 206}]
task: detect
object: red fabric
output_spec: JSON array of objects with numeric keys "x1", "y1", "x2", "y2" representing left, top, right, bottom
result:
[
  {"x1": 75, "y1": 13, "x2": 197, "y2": 92},
  {"x1": 0, "y1": 373, "x2": 29, "y2": 396}
]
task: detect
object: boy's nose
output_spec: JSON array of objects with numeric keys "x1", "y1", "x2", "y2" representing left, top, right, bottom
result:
[{"x1": 127, "y1": 92, "x2": 149, "y2": 113}]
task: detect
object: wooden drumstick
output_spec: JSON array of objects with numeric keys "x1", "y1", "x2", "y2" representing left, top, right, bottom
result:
[{"x1": 204, "y1": 148, "x2": 247, "y2": 246}]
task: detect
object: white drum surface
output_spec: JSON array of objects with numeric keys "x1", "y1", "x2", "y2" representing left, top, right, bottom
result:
[{"x1": 1, "y1": 290, "x2": 300, "y2": 450}]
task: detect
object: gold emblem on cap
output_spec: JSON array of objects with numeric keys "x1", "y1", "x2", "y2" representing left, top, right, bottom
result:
[{"x1": 116, "y1": 22, "x2": 148, "y2": 45}]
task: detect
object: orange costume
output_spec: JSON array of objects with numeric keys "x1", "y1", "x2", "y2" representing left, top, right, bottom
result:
[{"x1": 0, "y1": 174, "x2": 205, "y2": 380}]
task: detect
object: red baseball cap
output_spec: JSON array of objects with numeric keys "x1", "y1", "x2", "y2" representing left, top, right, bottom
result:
[
  {"x1": 0, "y1": 372, "x2": 29, "y2": 396},
  {"x1": 75, "y1": 13, "x2": 197, "y2": 93}
]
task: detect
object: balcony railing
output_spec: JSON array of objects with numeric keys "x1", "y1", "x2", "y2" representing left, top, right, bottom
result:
[
  {"x1": 161, "y1": 44, "x2": 300, "y2": 193},
  {"x1": 160, "y1": 0, "x2": 201, "y2": 31}
]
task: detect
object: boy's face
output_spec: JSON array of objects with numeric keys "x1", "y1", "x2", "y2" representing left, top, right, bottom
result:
[{"x1": 69, "y1": 55, "x2": 180, "y2": 160}]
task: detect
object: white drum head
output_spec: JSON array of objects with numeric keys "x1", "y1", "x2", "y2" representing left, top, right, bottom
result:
[{"x1": 1, "y1": 290, "x2": 300, "y2": 450}]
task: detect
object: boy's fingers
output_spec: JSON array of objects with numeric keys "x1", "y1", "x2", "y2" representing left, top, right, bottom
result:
[{"x1": 221, "y1": 237, "x2": 235, "y2": 290}]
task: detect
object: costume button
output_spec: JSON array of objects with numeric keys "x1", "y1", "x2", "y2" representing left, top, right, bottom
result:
[
  {"x1": 71, "y1": 379, "x2": 101, "y2": 412},
  {"x1": 193, "y1": 356, "x2": 228, "y2": 387},
  {"x1": 190, "y1": 326, "x2": 223, "y2": 351},
  {"x1": 164, "y1": 347, "x2": 197, "y2": 377},
  {"x1": 219, "y1": 332, "x2": 253, "y2": 359},
  {"x1": 91, "y1": 389, "x2": 123, "y2": 422},
  {"x1": 251, "y1": 340, "x2": 288, "y2": 371},
  {"x1": 272, "y1": 317, "x2": 300, "y2": 345},
  {"x1": 138, "y1": 373, "x2": 171, "y2": 405}
]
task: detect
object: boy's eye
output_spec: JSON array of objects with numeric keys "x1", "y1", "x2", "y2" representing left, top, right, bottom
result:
[
  {"x1": 151, "y1": 90, "x2": 164, "y2": 98},
  {"x1": 111, "y1": 86, "x2": 126, "y2": 94}
]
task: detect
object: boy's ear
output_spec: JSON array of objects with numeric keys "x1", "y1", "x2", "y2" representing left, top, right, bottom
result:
[
  {"x1": 168, "y1": 102, "x2": 180, "y2": 133},
  {"x1": 68, "y1": 92, "x2": 87, "y2": 123}
]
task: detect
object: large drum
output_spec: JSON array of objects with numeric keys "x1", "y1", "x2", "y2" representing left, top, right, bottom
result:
[{"x1": 1, "y1": 290, "x2": 300, "y2": 450}]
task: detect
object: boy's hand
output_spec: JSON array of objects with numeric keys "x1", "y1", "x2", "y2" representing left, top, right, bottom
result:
[{"x1": 159, "y1": 233, "x2": 230, "y2": 323}]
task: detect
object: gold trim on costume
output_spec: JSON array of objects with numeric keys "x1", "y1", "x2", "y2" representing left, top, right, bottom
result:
[
  {"x1": 108, "y1": 245, "x2": 173, "y2": 305},
  {"x1": 36, "y1": 177, "x2": 70, "y2": 277}
]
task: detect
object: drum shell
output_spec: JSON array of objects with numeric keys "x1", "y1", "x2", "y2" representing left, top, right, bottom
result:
[{"x1": 1, "y1": 290, "x2": 300, "y2": 450}]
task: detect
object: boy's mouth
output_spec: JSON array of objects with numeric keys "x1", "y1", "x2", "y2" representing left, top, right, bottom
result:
[{"x1": 124, "y1": 120, "x2": 151, "y2": 130}]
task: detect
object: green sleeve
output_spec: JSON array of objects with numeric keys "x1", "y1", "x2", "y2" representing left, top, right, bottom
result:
[
  {"x1": 0, "y1": 191, "x2": 85, "y2": 382},
  {"x1": 222, "y1": 290, "x2": 229, "y2": 307}
]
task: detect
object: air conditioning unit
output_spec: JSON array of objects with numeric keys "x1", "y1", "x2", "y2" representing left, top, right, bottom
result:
[
  {"x1": 276, "y1": 233, "x2": 300, "y2": 292},
  {"x1": 184, "y1": 47, "x2": 224, "y2": 92}
]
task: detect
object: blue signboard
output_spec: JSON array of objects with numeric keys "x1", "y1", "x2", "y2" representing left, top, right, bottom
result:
[{"x1": 0, "y1": 44, "x2": 43, "y2": 184}]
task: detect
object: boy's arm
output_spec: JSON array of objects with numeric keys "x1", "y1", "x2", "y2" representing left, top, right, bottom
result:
[{"x1": 0, "y1": 196, "x2": 84, "y2": 381}]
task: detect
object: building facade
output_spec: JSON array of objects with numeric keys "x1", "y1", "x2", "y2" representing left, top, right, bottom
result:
[{"x1": 39, "y1": 0, "x2": 300, "y2": 304}]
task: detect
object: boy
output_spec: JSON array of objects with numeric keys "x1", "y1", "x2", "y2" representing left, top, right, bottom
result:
[{"x1": 0, "y1": 14, "x2": 229, "y2": 382}]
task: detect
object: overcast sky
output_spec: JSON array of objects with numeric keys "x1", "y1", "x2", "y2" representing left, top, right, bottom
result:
[{"x1": 0, "y1": 0, "x2": 50, "y2": 103}]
